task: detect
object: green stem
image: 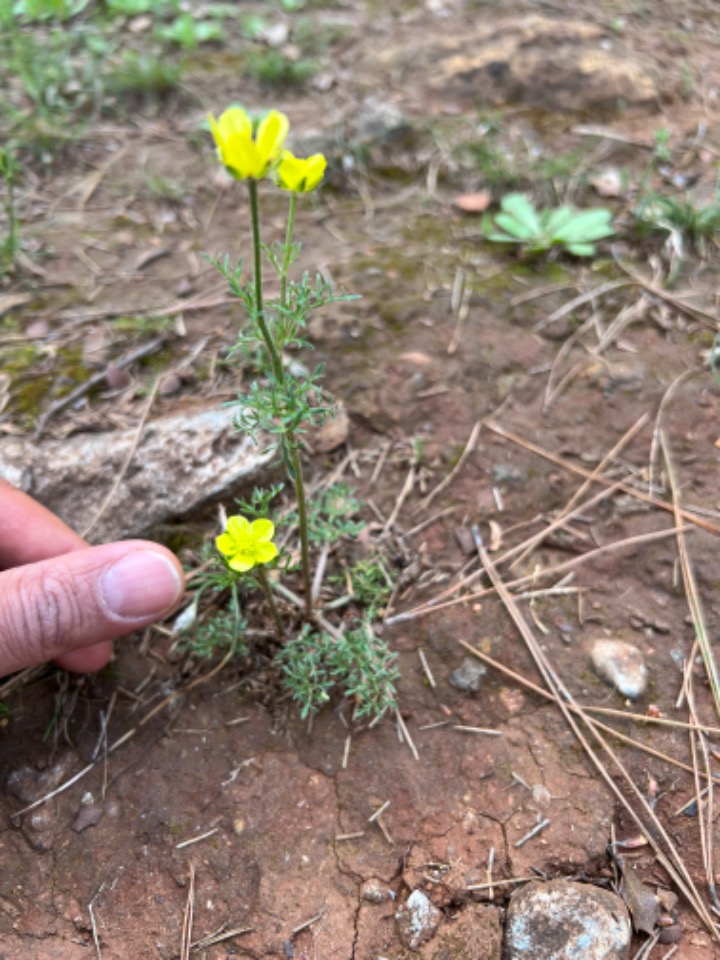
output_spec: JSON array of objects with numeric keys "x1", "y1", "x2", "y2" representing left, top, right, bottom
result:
[
  {"x1": 248, "y1": 179, "x2": 284, "y2": 383},
  {"x1": 247, "y1": 180, "x2": 313, "y2": 620},
  {"x1": 279, "y1": 192, "x2": 296, "y2": 311},
  {"x1": 257, "y1": 567, "x2": 284, "y2": 643}
]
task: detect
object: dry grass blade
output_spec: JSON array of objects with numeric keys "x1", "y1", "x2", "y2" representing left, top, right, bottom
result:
[
  {"x1": 81, "y1": 379, "x2": 159, "y2": 539},
  {"x1": 509, "y1": 412, "x2": 649, "y2": 571},
  {"x1": 685, "y1": 666, "x2": 719, "y2": 911},
  {"x1": 180, "y1": 863, "x2": 195, "y2": 960},
  {"x1": 387, "y1": 524, "x2": 689, "y2": 626},
  {"x1": 485, "y1": 420, "x2": 720, "y2": 535},
  {"x1": 660, "y1": 430, "x2": 720, "y2": 720},
  {"x1": 533, "y1": 280, "x2": 634, "y2": 333},
  {"x1": 459, "y1": 643, "x2": 720, "y2": 784},
  {"x1": 418, "y1": 420, "x2": 482, "y2": 511},
  {"x1": 469, "y1": 525, "x2": 718, "y2": 937}
]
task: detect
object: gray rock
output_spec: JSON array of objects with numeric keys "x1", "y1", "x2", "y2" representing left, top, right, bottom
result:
[
  {"x1": 449, "y1": 656, "x2": 487, "y2": 693},
  {"x1": 0, "y1": 407, "x2": 274, "y2": 542},
  {"x1": 367, "y1": 17, "x2": 659, "y2": 114},
  {"x1": 590, "y1": 639, "x2": 648, "y2": 700},
  {"x1": 396, "y1": 889, "x2": 442, "y2": 950},
  {"x1": 503, "y1": 879, "x2": 631, "y2": 960}
]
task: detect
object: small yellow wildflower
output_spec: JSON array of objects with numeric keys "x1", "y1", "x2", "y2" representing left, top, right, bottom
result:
[
  {"x1": 208, "y1": 106, "x2": 289, "y2": 180},
  {"x1": 275, "y1": 150, "x2": 327, "y2": 193},
  {"x1": 216, "y1": 515, "x2": 278, "y2": 572}
]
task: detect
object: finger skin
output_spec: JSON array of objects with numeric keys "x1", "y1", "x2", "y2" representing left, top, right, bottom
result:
[
  {"x1": 0, "y1": 479, "x2": 84, "y2": 568},
  {"x1": 0, "y1": 541, "x2": 184, "y2": 678},
  {"x1": 0, "y1": 479, "x2": 113, "y2": 671}
]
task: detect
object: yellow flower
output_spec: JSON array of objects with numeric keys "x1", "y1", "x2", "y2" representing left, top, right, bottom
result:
[
  {"x1": 208, "y1": 106, "x2": 289, "y2": 180},
  {"x1": 216, "y1": 515, "x2": 278, "y2": 572},
  {"x1": 276, "y1": 150, "x2": 327, "y2": 193}
]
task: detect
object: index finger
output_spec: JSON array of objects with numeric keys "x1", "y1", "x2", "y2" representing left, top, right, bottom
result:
[{"x1": 0, "y1": 479, "x2": 85, "y2": 568}]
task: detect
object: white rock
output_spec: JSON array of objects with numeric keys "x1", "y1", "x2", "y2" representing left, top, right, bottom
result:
[
  {"x1": 395, "y1": 889, "x2": 441, "y2": 950},
  {"x1": 504, "y1": 879, "x2": 631, "y2": 960},
  {"x1": 590, "y1": 639, "x2": 648, "y2": 700},
  {"x1": 0, "y1": 408, "x2": 274, "y2": 542}
]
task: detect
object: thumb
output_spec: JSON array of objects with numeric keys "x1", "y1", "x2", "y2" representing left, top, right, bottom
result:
[{"x1": 0, "y1": 541, "x2": 184, "y2": 678}]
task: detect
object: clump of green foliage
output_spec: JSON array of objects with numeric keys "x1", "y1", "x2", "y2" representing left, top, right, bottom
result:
[
  {"x1": 483, "y1": 193, "x2": 615, "y2": 257},
  {"x1": 278, "y1": 622, "x2": 399, "y2": 720},
  {"x1": 632, "y1": 188, "x2": 720, "y2": 257}
]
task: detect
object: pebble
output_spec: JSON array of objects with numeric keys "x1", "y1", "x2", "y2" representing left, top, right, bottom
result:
[
  {"x1": 449, "y1": 657, "x2": 487, "y2": 693},
  {"x1": 360, "y1": 878, "x2": 387, "y2": 904},
  {"x1": 590, "y1": 639, "x2": 648, "y2": 700},
  {"x1": 503, "y1": 879, "x2": 631, "y2": 959},
  {"x1": 395, "y1": 889, "x2": 441, "y2": 950}
]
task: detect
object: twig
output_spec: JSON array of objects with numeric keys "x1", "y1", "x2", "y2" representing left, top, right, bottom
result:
[
  {"x1": 368, "y1": 800, "x2": 391, "y2": 823},
  {"x1": 418, "y1": 420, "x2": 482, "y2": 511},
  {"x1": 514, "y1": 819, "x2": 551, "y2": 848},
  {"x1": 89, "y1": 883, "x2": 105, "y2": 960},
  {"x1": 484, "y1": 420, "x2": 720, "y2": 535},
  {"x1": 533, "y1": 280, "x2": 633, "y2": 333},
  {"x1": 33, "y1": 336, "x2": 166, "y2": 438},
  {"x1": 460, "y1": 643, "x2": 720, "y2": 784},
  {"x1": 190, "y1": 926, "x2": 254, "y2": 950},
  {"x1": 453, "y1": 725, "x2": 502, "y2": 737},
  {"x1": 469, "y1": 526, "x2": 717, "y2": 936},
  {"x1": 466, "y1": 875, "x2": 535, "y2": 892},
  {"x1": 395, "y1": 708, "x2": 419, "y2": 761},
  {"x1": 176, "y1": 828, "x2": 219, "y2": 850},
  {"x1": 383, "y1": 465, "x2": 415, "y2": 533},
  {"x1": 418, "y1": 649, "x2": 436, "y2": 688},
  {"x1": 180, "y1": 863, "x2": 195, "y2": 960},
  {"x1": 661, "y1": 430, "x2": 720, "y2": 718},
  {"x1": 614, "y1": 254, "x2": 719, "y2": 329},
  {"x1": 81, "y1": 379, "x2": 160, "y2": 539},
  {"x1": 447, "y1": 269, "x2": 471, "y2": 355},
  {"x1": 291, "y1": 908, "x2": 326, "y2": 936},
  {"x1": 509, "y1": 411, "x2": 650, "y2": 571},
  {"x1": 387, "y1": 524, "x2": 690, "y2": 626}
]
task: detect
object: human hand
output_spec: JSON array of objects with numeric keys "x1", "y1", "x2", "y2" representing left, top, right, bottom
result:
[{"x1": 0, "y1": 480, "x2": 185, "y2": 677}]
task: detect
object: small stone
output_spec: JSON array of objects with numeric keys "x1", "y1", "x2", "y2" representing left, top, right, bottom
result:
[
  {"x1": 396, "y1": 889, "x2": 442, "y2": 950},
  {"x1": 449, "y1": 657, "x2": 487, "y2": 693},
  {"x1": 453, "y1": 527, "x2": 476, "y2": 556},
  {"x1": 72, "y1": 803, "x2": 104, "y2": 833},
  {"x1": 491, "y1": 463, "x2": 526, "y2": 486},
  {"x1": 590, "y1": 639, "x2": 648, "y2": 700},
  {"x1": 503, "y1": 879, "x2": 631, "y2": 960},
  {"x1": 360, "y1": 878, "x2": 387, "y2": 904}
]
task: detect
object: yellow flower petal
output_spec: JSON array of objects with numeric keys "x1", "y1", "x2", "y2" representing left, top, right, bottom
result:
[
  {"x1": 256, "y1": 111, "x2": 289, "y2": 169},
  {"x1": 215, "y1": 532, "x2": 235, "y2": 557},
  {"x1": 216, "y1": 514, "x2": 278, "y2": 571},
  {"x1": 254, "y1": 541, "x2": 279, "y2": 564},
  {"x1": 226, "y1": 515, "x2": 251, "y2": 538},
  {"x1": 208, "y1": 107, "x2": 288, "y2": 181},
  {"x1": 250, "y1": 518, "x2": 275, "y2": 542},
  {"x1": 276, "y1": 150, "x2": 327, "y2": 193},
  {"x1": 228, "y1": 555, "x2": 255, "y2": 573}
]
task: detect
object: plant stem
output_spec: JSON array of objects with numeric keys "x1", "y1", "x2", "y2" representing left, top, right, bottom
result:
[
  {"x1": 247, "y1": 180, "x2": 313, "y2": 620},
  {"x1": 257, "y1": 567, "x2": 284, "y2": 643},
  {"x1": 279, "y1": 192, "x2": 296, "y2": 311},
  {"x1": 248, "y1": 179, "x2": 284, "y2": 383}
]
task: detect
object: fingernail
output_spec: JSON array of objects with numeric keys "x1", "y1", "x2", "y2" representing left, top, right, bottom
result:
[{"x1": 101, "y1": 551, "x2": 182, "y2": 620}]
